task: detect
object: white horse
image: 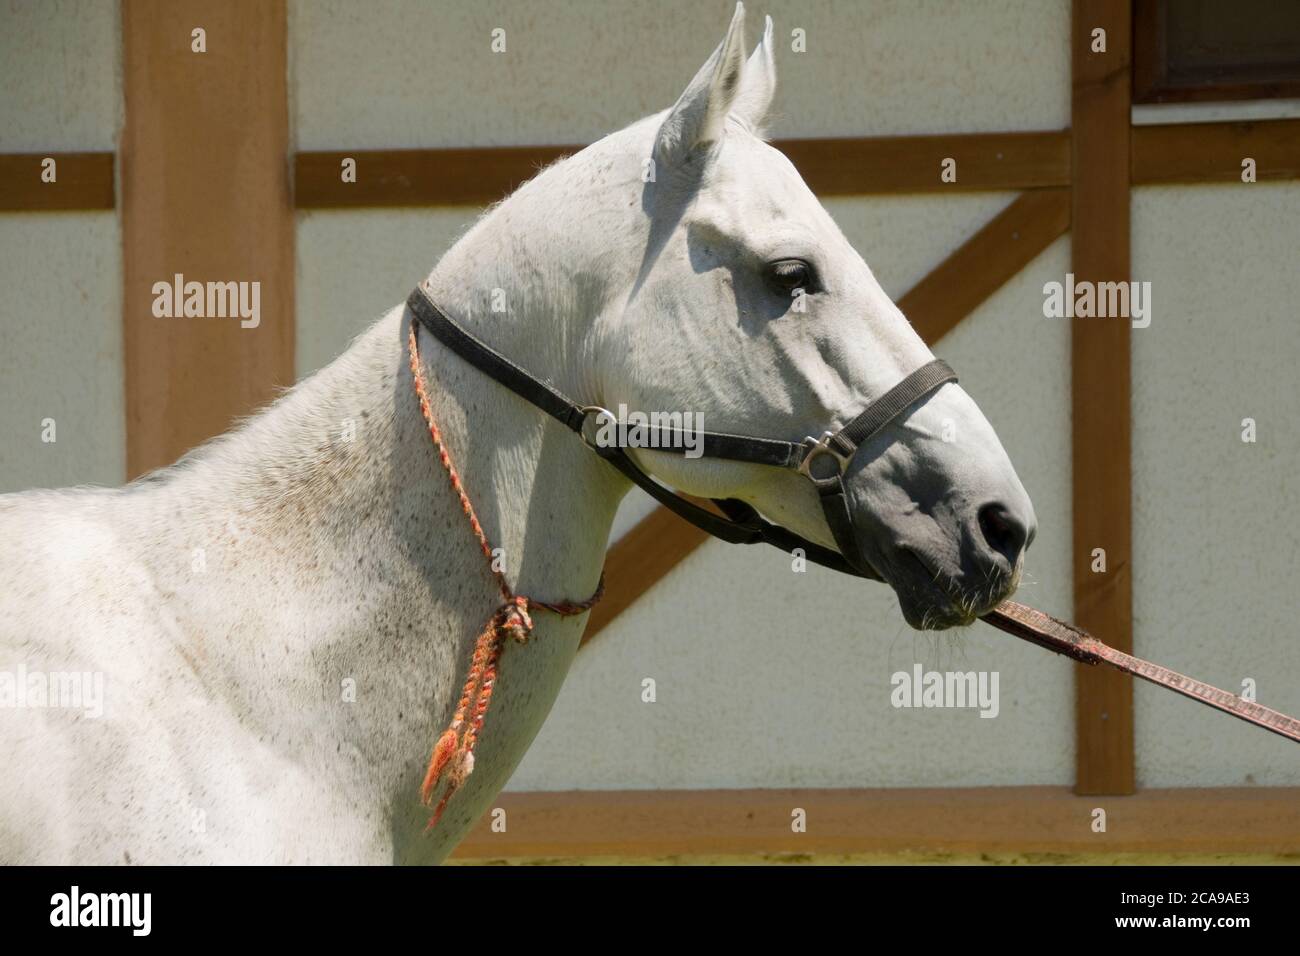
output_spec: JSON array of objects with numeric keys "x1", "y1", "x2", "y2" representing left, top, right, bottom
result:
[{"x1": 0, "y1": 5, "x2": 1034, "y2": 864}]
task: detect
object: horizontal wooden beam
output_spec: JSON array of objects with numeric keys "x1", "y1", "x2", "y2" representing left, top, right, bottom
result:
[
  {"x1": 295, "y1": 144, "x2": 575, "y2": 208},
  {"x1": 1132, "y1": 117, "x2": 1300, "y2": 185},
  {"x1": 899, "y1": 187, "x2": 1071, "y2": 344},
  {"x1": 450, "y1": 786, "x2": 1300, "y2": 860},
  {"x1": 779, "y1": 130, "x2": 1070, "y2": 196},
  {"x1": 293, "y1": 131, "x2": 1071, "y2": 208},
  {"x1": 0, "y1": 152, "x2": 115, "y2": 211},
  {"x1": 293, "y1": 118, "x2": 1300, "y2": 210},
  {"x1": 8, "y1": 121, "x2": 1297, "y2": 216}
]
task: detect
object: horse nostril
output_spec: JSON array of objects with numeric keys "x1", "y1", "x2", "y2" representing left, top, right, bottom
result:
[{"x1": 977, "y1": 502, "x2": 1030, "y2": 567}]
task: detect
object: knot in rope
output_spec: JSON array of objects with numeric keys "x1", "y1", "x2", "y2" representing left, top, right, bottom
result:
[{"x1": 498, "y1": 596, "x2": 535, "y2": 645}]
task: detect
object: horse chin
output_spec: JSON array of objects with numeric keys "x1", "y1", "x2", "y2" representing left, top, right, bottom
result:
[
  {"x1": 895, "y1": 577, "x2": 974, "y2": 631},
  {"x1": 869, "y1": 546, "x2": 988, "y2": 632}
]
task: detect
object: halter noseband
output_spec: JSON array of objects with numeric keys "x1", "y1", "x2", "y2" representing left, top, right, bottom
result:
[{"x1": 406, "y1": 283, "x2": 957, "y2": 580}]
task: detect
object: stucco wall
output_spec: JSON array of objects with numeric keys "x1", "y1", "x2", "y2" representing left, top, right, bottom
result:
[
  {"x1": 1130, "y1": 183, "x2": 1300, "y2": 786},
  {"x1": 291, "y1": 0, "x2": 1071, "y2": 150},
  {"x1": 0, "y1": 0, "x2": 123, "y2": 492}
]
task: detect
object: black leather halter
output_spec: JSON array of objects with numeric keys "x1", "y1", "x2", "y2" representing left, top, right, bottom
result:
[{"x1": 407, "y1": 283, "x2": 957, "y2": 581}]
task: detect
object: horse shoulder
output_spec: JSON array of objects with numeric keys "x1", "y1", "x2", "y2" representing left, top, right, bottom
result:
[{"x1": 0, "y1": 489, "x2": 210, "y2": 861}]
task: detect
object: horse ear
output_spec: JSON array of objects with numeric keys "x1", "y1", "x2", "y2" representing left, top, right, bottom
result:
[
  {"x1": 653, "y1": 2, "x2": 748, "y2": 167},
  {"x1": 732, "y1": 15, "x2": 776, "y2": 134}
]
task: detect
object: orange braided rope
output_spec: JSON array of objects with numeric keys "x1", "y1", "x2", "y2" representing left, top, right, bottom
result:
[{"x1": 408, "y1": 324, "x2": 604, "y2": 831}]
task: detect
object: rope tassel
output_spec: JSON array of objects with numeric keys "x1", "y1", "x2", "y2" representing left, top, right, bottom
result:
[{"x1": 408, "y1": 325, "x2": 604, "y2": 832}]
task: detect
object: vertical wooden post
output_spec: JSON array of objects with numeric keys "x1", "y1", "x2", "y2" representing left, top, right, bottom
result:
[
  {"x1": 1071, "y1": 0, "x2": 1135, "y2": 794},
  {"x1": 121, "y1": 0, "x2": 293, "y2": 478}
]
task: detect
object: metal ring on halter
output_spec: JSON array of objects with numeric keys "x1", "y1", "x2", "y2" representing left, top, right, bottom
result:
[
  {"x1": 797, "y1": 430, "x2": 853, "y2": 482},
  {"x1": 578, "y1": 405, "x2": 618, "y2": 451}
]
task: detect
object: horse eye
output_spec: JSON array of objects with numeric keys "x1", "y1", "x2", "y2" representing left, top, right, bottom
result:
[{"x1": 764, "y1": 259, "x2": 816, "y2": 297}]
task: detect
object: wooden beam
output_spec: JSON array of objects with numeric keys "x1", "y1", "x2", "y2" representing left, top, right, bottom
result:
[
  {"x1": 295, "y1": 144, "x2": 576, "y2": 208},
  {"x1": 293, "y1": 131, "x2": 1070, "y2": 208},
  {"x1": 780, "y1": 131, "x2": 1070, "y2": 196},
  {"x1": 582, "y1": 188, "x2": 1071, "y2": 646},
  {"x1": 121, "y1": 0, "x2": 294, "y2": 477},
  {"x1": 581, "y1": 507, "x2": 708, "y2": 646},
  {"x1": 899, "y1": 188, "x2": 1071, "y2": 344},
  {"x1": 1132, "y1": 118, "x2": 1300, "y2": 185},
  {"x1": 292, "y1": 119, "x2": 1300, "y2": 210},
  {"x1": 0, "y1": 122, "x2": 1283, "y2": 215},
  {"x1": 450, "y1": 786, "x2": 1300, "y2": 859},
  {"x1": 1071, "y1": 0, "x2": 1134, "y2": 795},
  {"x1": 7, "y1": 126, "x2": 1289, "y2": 216},
  {"x1": 0, "y1": 152, "x2": 115, "y2": 211}
]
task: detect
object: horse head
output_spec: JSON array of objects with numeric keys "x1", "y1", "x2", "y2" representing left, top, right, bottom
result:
[{"x1": 592, "y1": 5, "x2": 1036, "y2": 629}]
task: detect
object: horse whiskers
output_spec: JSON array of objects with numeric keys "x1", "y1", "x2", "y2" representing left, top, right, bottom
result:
[{"x1": 917, "y1": 554, "x2": 1021, "y2": 628}]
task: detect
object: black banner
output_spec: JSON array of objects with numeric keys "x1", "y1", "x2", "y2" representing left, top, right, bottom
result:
[{"x1": 0, "y1": 865, "x2": 1292, "y2": 941}]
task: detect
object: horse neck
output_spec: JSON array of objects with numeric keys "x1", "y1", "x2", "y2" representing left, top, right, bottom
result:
[
  {"x1": 389, "y1": 129, "x2": 657, "y2": 592},
  {"x1": 415, "y1": 143, "x2": 648, "y2": 587},
  {"x1": 135, "y1": 204, "x2": 630, "y2": 774}
]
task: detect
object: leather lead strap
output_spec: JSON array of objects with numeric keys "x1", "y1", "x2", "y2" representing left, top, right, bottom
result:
[{"x1": 984, "y1": 601, "x2": 1300, "y2": 745}]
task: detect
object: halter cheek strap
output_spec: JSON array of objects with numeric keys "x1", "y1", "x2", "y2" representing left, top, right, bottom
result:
[
  {"x1": 406, "y1": 283, "x2": 956, "y2": 581},
  {"x1": 797, "y1": 357, "x2": 961, "y2": 575}
]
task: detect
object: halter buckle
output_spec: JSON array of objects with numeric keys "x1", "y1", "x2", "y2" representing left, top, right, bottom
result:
[
  {"x1": 578, "y1": 405, "x2": 618, "y2": 451},
  {"x1": 798, "y1": 431, "x2": 852, "y2": 482}
]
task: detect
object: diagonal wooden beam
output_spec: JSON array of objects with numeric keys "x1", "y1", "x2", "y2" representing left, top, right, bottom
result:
[
  {"x1": 581, "y1": 188, "x2": 1071, "y2": 646},
  {"x1": 581, "y1": 507, "x2": 708, "y2": 645},
  {"x1": 900, "y1": 188, "x2": 1071, "y2": 344}
]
